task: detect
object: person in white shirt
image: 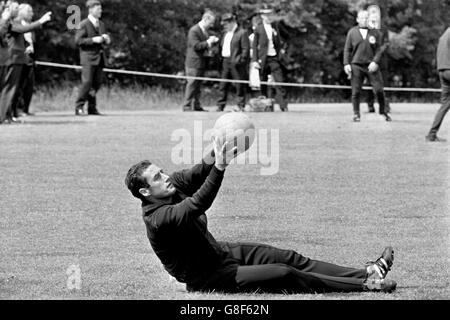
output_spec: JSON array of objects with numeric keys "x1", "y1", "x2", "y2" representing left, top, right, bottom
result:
[
  {"x1": 251, "y1": 7, "x2": 288, "y2": 112},
  {"x1": 216, "y1": 13, "x2": 250, "y2": 112}
]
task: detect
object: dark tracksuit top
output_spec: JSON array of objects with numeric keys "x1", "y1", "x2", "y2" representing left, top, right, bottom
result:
[
  {"x1": 141, "y1": 159, "x2": 239, "y2": 292},
  {"x1": 343, "y1": 26, "x2": 387, "y2": 66}
]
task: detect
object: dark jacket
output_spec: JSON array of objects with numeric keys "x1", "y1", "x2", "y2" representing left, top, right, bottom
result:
[
  {"x1": 251, "y1": 23, "x2": 283, "y2": 69},
  {"x1": 0, "y1": 18, "x2": 9, "y2": 53},
  {"x1": 343, "y1": 26, "x2": 388, "y2": 66},
  {"x1": 219, "y1": 27, "x2": 250, "y2": 67},
  {"x1": 141, "y1": 159, "x2": 239, "y2": 291},
  {"x1": 437, "y1": 27, "x2": 450, "y2": 71},
  {"x1": 75, "y1": 18, "x2": 108, "y2": 66},
  {"x1": 184, "y1": 24, "x2": 210, "y2": 69},
  {"x1": 0, "y1": 18, "x2": 9, "y2": 38},
  {"x1": 0, "y1": 20, "x2": 42, "y2": 66}
]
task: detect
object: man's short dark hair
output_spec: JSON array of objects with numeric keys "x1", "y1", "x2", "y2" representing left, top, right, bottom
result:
[
  {"x1": 125, "y1": 160, "x2": 152, "y2": 200},
  {"x1": 86, "y1": 0, "x2": 101, "y2": 9}
]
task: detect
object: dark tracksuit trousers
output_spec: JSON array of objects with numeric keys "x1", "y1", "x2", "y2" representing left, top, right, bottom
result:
[
  {"x1": 217, "y1": 58, "x2": 247, "y2": 110},
  {"x1": 351, "y1": 63, "x2": 387, "y2": 117},
  {"x1": 428, "y1": 70, "x2": 450, "y2": 137},
  {"x1": 221, "y1": 242, "x2": 366, "y2": 294}
]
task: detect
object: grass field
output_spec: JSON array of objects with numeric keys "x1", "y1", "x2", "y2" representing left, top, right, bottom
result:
[{"x1": 0, "y1": 101, "x2": 449, "y2": 300}]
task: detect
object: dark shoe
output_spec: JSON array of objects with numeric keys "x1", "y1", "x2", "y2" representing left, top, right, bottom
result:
[
  {"x1": 280, "y1": 105, "x2": 288, "y2": 112},
  {"x1": 88, "y1": 109, "x2": 102, "y2": 115},
  {"x1": 193, "y1": 107, "x2": 208, "y2": 112},
  {"x1": 232, "y1": 106, "x2": 244, "y2": 112},
  {"x1": 383, "y1": 113, "x2": 392, "y2": 122},
  {"x1": 366, "y1": 246, "x2": 394, "y2": 280},
  {"x1": 353, "y1": 115, "x2": 361, "y2": 122},
  {"x1": 363, "y1": 278, "x2": 397, "y2": 293},
  {"x1": 367, "y1": 107, "x2": 375, "y2": 113},
  {"x1": 75, "y1": 108, "x2": 85, "y2": 116},
  {"x1": 426, "y1": 135, "x2": 446, "y2": 142},
  {"x1": 216, "y1": 106, "x2": 225, "y2": 112},
  {"x1": 24, "y1": 112, "x2": 35, "y2": 116}
]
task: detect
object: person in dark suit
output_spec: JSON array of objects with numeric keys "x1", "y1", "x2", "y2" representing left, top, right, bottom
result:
[
  {"x1": 182, "y1": 10, "x2": 219, "y2": 112},
  {"x1": 74, "y1": 0, "x2": 111, "y2": 116},
  {"x1": 343, "y1": 10, "x2": 391, "y2": 122},
  {"x1": 16, "y1": 3, "x2": 36, "y2": 117},
  {"x1": 0, "y1": 0, "x2": 51, "y2": 125},
  {"x1": 216, "y1": 13, "x2": 250, "y2": 112},
  {"x1": 125, "y1": 140, "x2": 397, "y2": 294},
  {"x1": 251, "y1": 7, "x2": 288, "y2": 112}
]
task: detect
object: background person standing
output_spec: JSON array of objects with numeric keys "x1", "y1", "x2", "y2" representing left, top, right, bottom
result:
[
  {"x1": 251, "y1": 7, "x2": 288, "y2": 112},
  {"x1": 216, "y1": 13, "x2": 249, "y2": 112},
  {"x1": 343, "y1": 10, "x2": 391, "y2": 123},
  {"x1": 182, "y1": 10, "x2": 219, "y2": 112},
  {"x1": 16, "y1": 3, "x2": 36, "y2": 117},
  {"x1": 74, "y1": 0, "x2": 111, "y2": 116},
  {"x1": 0, "y1": 0, "x2": 51, "y2": 124},
  {"x1": 425, "y1": 27, "x2": 450, "y2": 142}
]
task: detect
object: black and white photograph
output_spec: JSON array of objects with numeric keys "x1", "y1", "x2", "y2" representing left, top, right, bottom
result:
[{"x1": 0, "y1": 0, "x2": 449, "y2": 309}]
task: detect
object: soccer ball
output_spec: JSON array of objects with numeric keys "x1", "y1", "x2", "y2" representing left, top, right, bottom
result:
[{"x1": 213, "y1": 112, "x2": 256, "y2": 154}]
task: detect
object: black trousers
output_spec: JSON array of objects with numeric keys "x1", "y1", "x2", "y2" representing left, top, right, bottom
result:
[
  {"x1": 428, "y1": 70, "x2": 450, "y2": 136},
  {"x1": 182, "y1": 67, "x2": 205, "y2": 110},
  {"x1": 221, "y1": 242, "x2": 367, "y2": 294},
  {"x1": 0, "y1": 64, "x2": 23, "y2": 122},
  {"x1": 217, "y1": 58, "x2": 247, "y2": 110},
  {"x1": 17, "y1": 63, "x2": 35, "y2": 114},
  {"x1": 260, "y1": 56, "x2": 287, "y2": 110},
  {"x1": 351, "y1": 63, "x2": 386, "y2": 116},
  {"x1": 367, "y1": 66, "x2": 390, "y2": 112},
  {"x1": 75, "y1": 61, "x2": 104, "y2": 112}
]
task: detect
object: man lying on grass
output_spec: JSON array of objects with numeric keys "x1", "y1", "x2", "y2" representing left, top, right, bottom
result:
[{"x1": 125, "y1": 137, "x2": 397, "y2": 294}]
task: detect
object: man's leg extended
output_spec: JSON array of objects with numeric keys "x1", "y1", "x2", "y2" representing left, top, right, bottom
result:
[
  {"x1": 227, "y1": 243, "x2": 396, "y2": 293},
  {"x1": 224, "y1": 242, "x2": 367, "y2": 279},
  {"x1": 235, "y1": 264, "x2": 365, "y2": 293}
]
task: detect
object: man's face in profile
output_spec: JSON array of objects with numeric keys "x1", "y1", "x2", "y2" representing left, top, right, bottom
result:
[
  {"x1": 140, "y1": 164, "x2": 177, "y2": 199},
  {"x1": 90, "y1": 4, "x2": 102, "y2": 19}
]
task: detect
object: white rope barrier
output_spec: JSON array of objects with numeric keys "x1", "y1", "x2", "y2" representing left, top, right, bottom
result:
[{"x1": 35, "y1": 61, "x2": 441, "y2": 93}]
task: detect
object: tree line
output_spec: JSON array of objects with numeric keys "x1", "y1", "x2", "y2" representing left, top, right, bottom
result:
[{"x1": 25, "y1": 0, "x2": 450, "y2": 99}]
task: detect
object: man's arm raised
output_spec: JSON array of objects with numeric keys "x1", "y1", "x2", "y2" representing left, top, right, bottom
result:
[{"x1": 155, "y1": 139, "x2": 237, "y2": 227}]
